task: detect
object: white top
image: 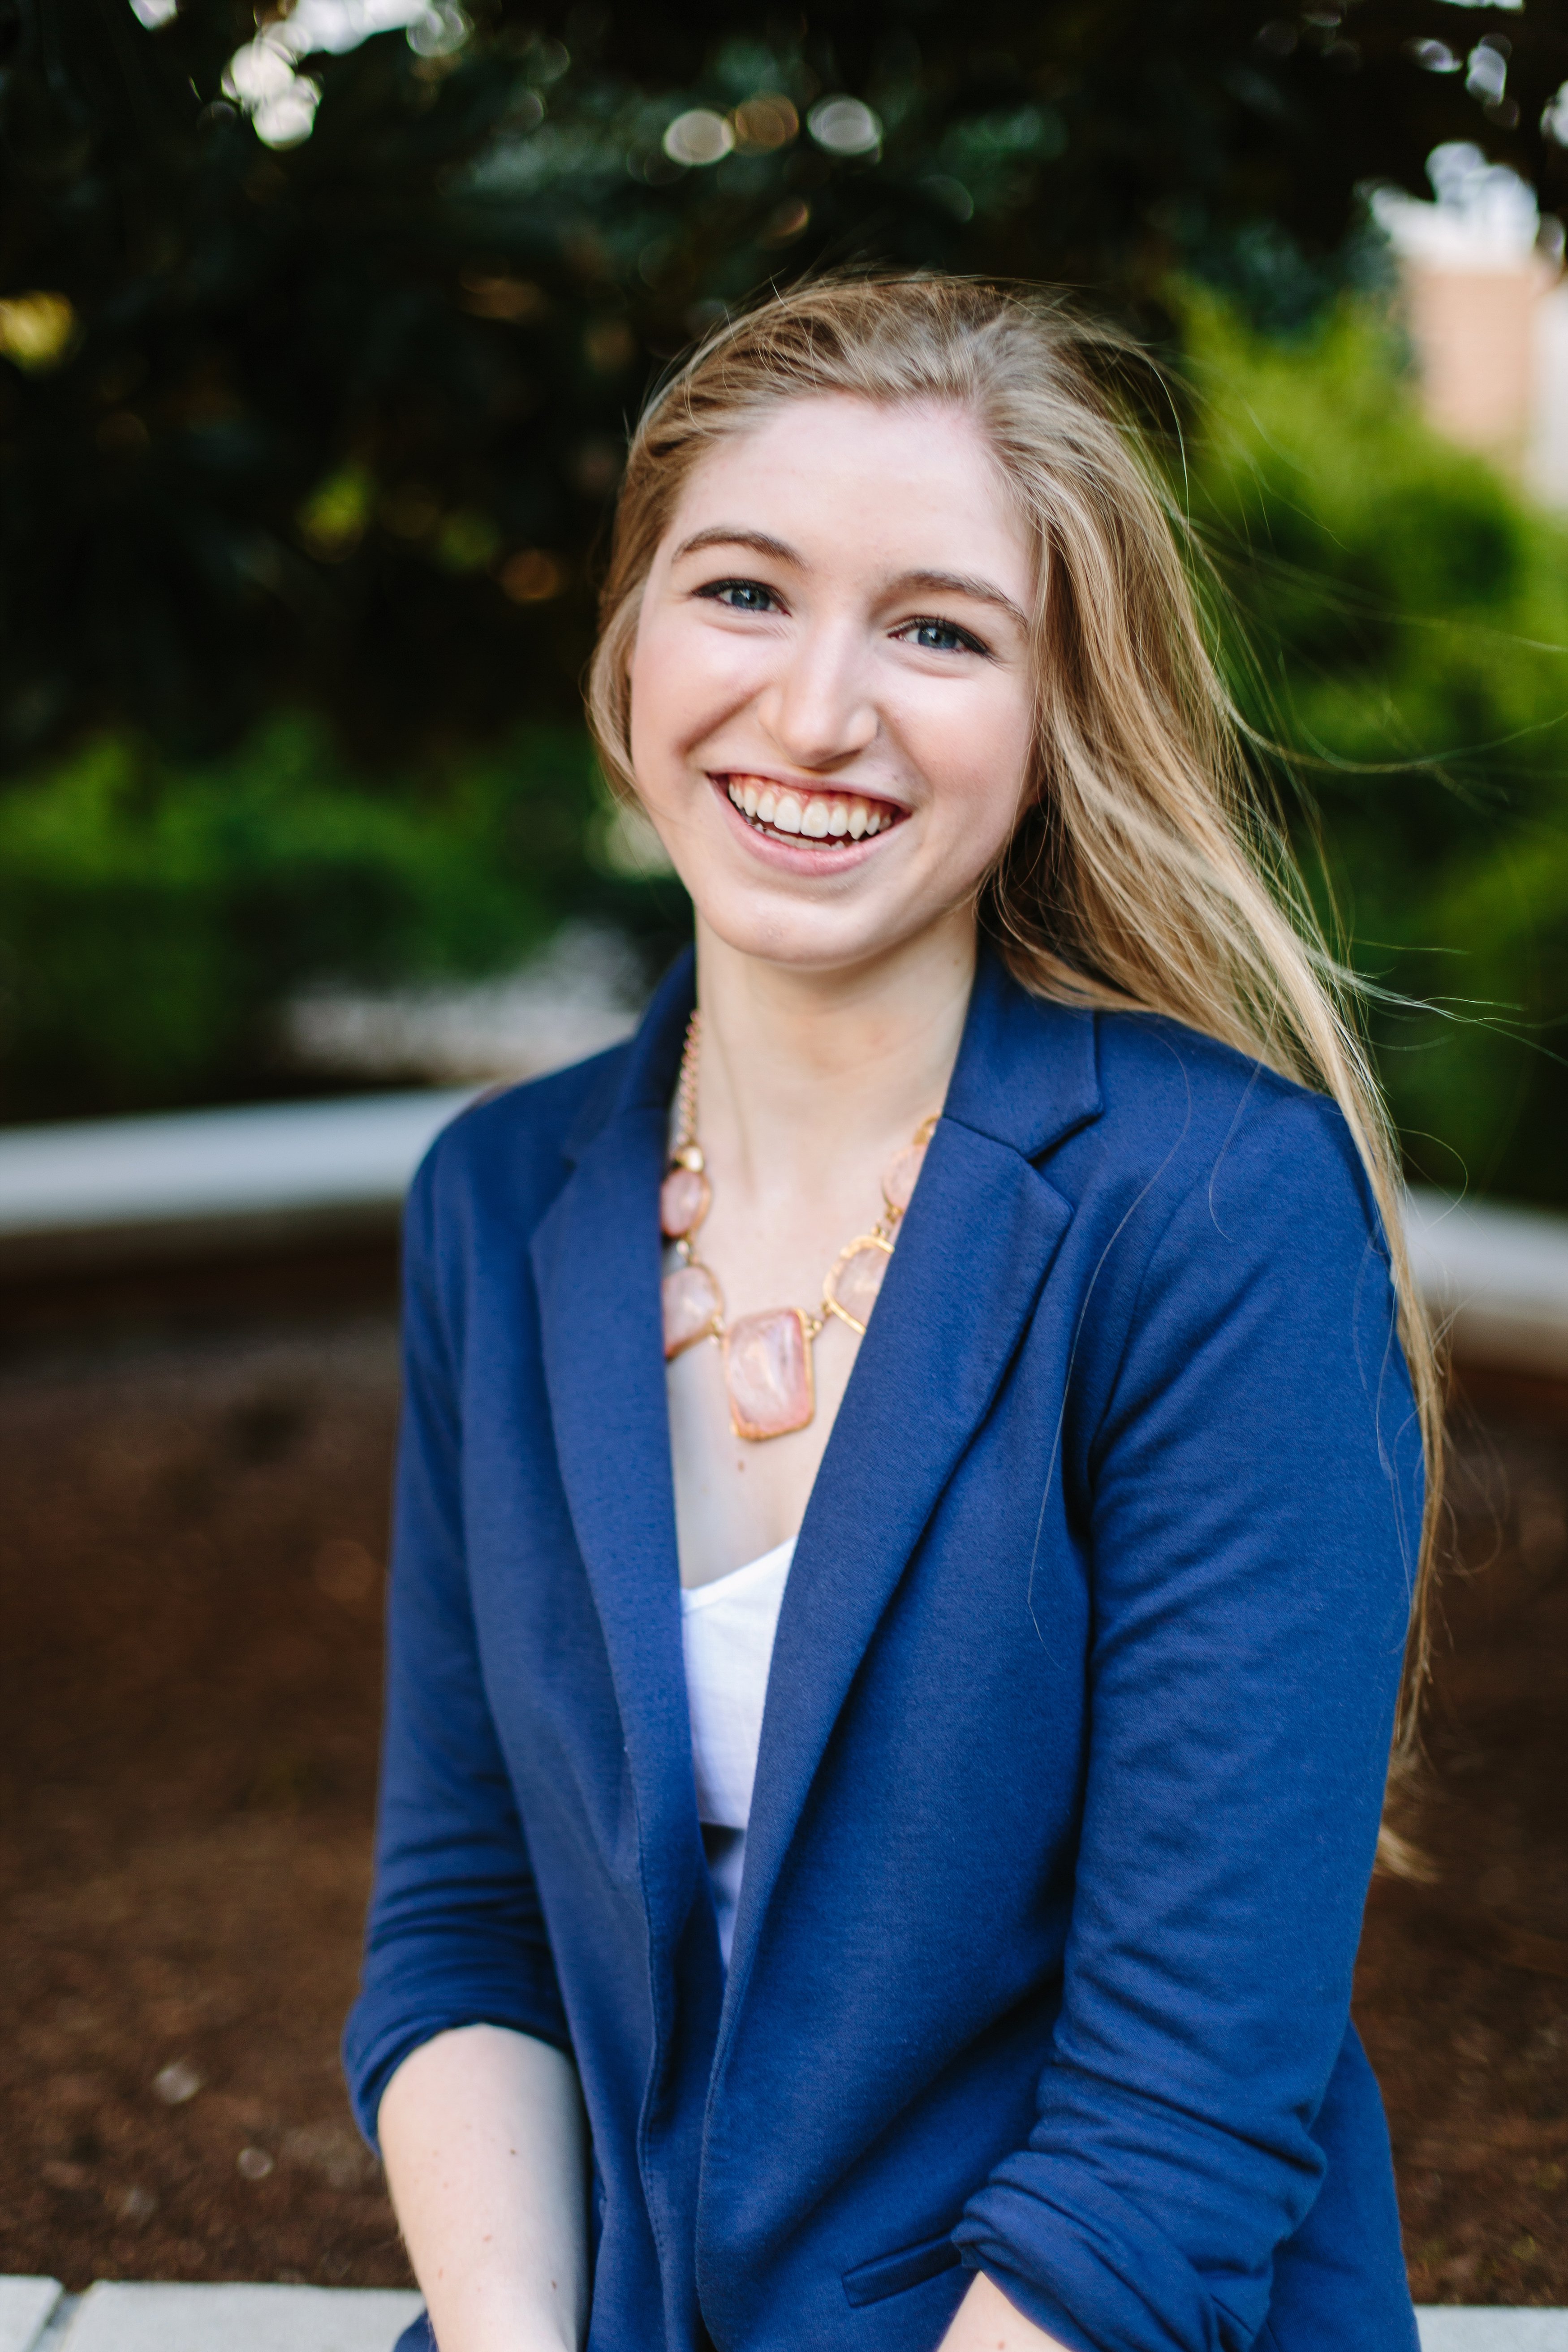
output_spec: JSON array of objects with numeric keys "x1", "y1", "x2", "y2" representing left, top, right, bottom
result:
[{"x1": 680, "y1": 1534, "x2": 797, "y2": 1964}]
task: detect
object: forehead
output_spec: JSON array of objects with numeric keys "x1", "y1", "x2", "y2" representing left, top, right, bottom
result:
[{"x1": 666, "y1": 394, "x2": 1033, "y2": 588}]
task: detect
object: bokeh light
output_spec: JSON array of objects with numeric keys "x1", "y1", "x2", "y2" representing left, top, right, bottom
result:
[
  {"x1": 806, "y1": 96, "x2": 883, "y2": 156},
  {"x1": 215, "y1": 0, "x2": 468, "y2": 149},
  {"x1": 732, "y1": 95, "x2": 799, "y2": 153},
  {"x1": 662, "y1": 109, "x2": 735, "y2": 167},
  {"x1": 0, "y1": 294, "x2": 77, "y2": 372},
  {"x1": 500, "y1": 550, "x2": 564, "y2": 603}
]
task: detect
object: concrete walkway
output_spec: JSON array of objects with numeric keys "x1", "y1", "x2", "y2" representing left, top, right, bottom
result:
[{"x1": 1, "y1": 2281, "x2": 1564, "y2": 2349}]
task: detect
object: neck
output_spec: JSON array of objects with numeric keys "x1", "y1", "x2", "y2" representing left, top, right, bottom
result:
[{"x1": 690, "y1": 908, "x2": 977, "y2": 1195}]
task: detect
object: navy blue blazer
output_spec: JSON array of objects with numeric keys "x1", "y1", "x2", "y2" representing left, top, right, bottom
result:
[{"x1": 345, "y1": 946, "x2": 1423, "y2": 2352}]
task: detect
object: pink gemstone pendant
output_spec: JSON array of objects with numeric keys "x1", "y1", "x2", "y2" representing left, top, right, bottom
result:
[
  {"x1": 662, "y1": 1262, "x2": 723, "y2": 1359},
  {"x1": 660, "y1": 1165, "x2": 711, "y2": 1239},
  {"x1": 722, "y1": 1307, "x2": 814, "y2": 1441},
  {"x1": 823, "y1": 1234, "x2": 894, "y2": 1335}
]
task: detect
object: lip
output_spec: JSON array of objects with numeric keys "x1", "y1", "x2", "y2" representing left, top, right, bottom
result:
[{"x1": 707, "y1": 771, "x2": 909, "y2": 875}]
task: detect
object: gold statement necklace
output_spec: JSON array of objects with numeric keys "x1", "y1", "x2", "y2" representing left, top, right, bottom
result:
[{"x1": 659, "y1": 1012, "x2": 937, "y2": 1441}]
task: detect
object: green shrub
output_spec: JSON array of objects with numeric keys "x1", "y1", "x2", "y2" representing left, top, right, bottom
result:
[
  {"x1": 1185, "y1": 293, "x2": 1568, "y2": 1206},
  {"x1": 0, "y1": 719, "x2": 629, "y2": 1120}
]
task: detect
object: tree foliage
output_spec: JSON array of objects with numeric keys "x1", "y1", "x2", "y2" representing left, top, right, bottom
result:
[
  {"x1": 1187, "y1": 294, "x2": 1568, "y2": 1203},
  {"x1": 0, "y1": 717, "x2": 642, "y2": 1116},
  {"x1": 2, "y1": 0, "x2": 1565, "y2": 768}
]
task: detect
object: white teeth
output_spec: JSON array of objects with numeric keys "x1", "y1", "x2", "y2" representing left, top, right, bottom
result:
[{"x1": 730, "y1": 777, "x2": 897, "y2": 844}]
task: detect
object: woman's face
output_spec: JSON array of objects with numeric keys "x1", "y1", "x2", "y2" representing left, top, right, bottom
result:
[{"x1": 627, "y1": 394, "x2": 1038, "y2": 976}]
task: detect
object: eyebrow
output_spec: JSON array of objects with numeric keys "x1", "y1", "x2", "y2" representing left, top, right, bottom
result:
[
  {"x1": 672, "y1": 525, "x2": 801, "y2": 566},
  {"x1": 672, "y1": 529, "x2": 1030, "y2": 633},
  {"x1": 897, "y1": 568, "x2": 1030, "y2": 632}
]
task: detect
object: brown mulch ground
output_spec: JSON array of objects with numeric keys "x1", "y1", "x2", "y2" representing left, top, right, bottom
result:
[
  {"x1": 1357, "y1": 1372, "x2": 1568, "y2": 2306},
  {"x1": 0, "y1": 1314, "x2": 1563, "y2": 2301},
  {"x1": 0, "y1": 1319, "x2": 408, "y2": 2289}
]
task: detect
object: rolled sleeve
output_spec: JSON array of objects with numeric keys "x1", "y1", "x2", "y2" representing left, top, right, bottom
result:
[
  {"x1": 954, "y1": 1090, "x2": 1423, "y2": 2352},
  {"x1": 343, "y1": 1144, "x2": 569, "y2": 2150}
]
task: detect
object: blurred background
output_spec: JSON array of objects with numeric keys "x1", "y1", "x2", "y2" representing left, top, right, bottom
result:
[
  {"x1": 2, "y1": 0, "x2": 1567, "y2": 2321},
  {"x1": 2, "y1": 0, "x2": 1568, "y2": 1198}
]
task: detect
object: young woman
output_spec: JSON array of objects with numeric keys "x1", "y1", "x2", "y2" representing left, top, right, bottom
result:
[{"x1": 345, "y1": 277, "x2": 1438, "y2": 2352}]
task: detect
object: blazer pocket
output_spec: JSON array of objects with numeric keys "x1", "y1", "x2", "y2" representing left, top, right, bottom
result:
[{"x1": 842, "y1": 2228, "x2": 963, "y2": 2308}]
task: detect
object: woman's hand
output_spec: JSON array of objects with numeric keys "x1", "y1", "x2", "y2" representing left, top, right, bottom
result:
[
  {"x1": 939, "y1": 2270, "x2": 1075, "y2": 2352},
  {"x1": 379, "y1": 2022, "x2": 589, "y2": 2352}
]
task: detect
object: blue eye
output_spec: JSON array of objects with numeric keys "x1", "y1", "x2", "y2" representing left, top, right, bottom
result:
[
  {"x1": 900, "y1": 616, "x2": 986, "y2": 655},
  {"x1": 700, "y1": 580, "x2": 780, "y2": 613}
]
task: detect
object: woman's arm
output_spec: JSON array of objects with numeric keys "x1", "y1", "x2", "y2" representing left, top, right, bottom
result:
[
  {"x1": 940, "y1": 2273, "x2": 1071, "y2": 2352},
  {"x1": 380, "y1": 2024, "x2": 589, "y2": 2352},
  {"x1": 951, "y1": 1088, "x2": 1423, "y2": 2350},
  {"x1": 345, "y1": 1145, "x2": 584, "y2": 2332}
]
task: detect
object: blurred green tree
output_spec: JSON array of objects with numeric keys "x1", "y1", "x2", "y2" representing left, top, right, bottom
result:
[
  {"x1": 1187, "y1": 293, "x2": 1568, "y2": 1204},
  {"x1": 0, "y1": 716, "x2": 639, "y2": 1116},
  {"x1": 0, "y1": 0, "x2": 1564, "y2": 769}
]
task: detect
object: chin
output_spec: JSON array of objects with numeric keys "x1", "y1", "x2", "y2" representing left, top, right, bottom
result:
[{"x1": 694, "y1": 876, "x2": 950, "y2": 979}]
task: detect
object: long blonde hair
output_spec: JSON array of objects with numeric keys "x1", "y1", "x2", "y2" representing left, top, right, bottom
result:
[{"x1": 588, "y1": 274, "x2": 1442, "y2": 1834}]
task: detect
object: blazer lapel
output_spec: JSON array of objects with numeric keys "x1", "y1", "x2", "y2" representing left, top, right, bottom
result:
[
  {"x1": 717, "y1": 951, "x2": 1102, "y2": 2022},
  {"x1": 528, "y1": 944, "x2": 1103, "y2": 2065},
  {"x1": 530, "y1": 955, "x2": 699, "y2": 1944}
]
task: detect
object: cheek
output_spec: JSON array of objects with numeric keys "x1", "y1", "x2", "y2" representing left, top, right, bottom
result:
[
  {"x1": 630, "y1": 607, "x2": 758, "y2": 771},
  {"x1": 626, "y1": 613, "x2": 680, "y2": 775},
  {"x1": 904, "y1": 681, "x2": 1034, "y2": 842}
]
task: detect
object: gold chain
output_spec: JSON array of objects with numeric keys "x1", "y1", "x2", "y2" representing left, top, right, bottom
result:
[{"x1": 668, "y1": 1012, "x2": 930, "y2": 1340}]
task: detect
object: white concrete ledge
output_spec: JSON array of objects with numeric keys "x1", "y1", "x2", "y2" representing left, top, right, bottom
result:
[
  {"x1": 50, "y1": 2282, "x2": 422, "y2": 2351},
  {"x1": 0, "y1": 2280, "x2": 61, "y2": 2352},
  {"x1": 1419, "y1": 2317, "x2": 1568, "y2": 2350},
  {"x1": 2, "y1": 1092, "x2": 1568, "y2": 1382},
  {"x1": 1407, "y1": 1185, "x2": 1568, "y2": 1378},
  {"x1": 0, "y1": 2283, "x2": 1562, "y2": 2351},
  {"x1": 0, "y1": 1090, "x2": 478, "y2": 1276}
]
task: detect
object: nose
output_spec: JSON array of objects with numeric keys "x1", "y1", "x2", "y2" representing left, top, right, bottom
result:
[{"x1": 757, "y1": 613, "x2": 878, "y2": 772}]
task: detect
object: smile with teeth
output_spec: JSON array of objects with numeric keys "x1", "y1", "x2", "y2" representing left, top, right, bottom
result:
[{"x1": 722, "y1": 775, "x2": 904, "y2": 843}]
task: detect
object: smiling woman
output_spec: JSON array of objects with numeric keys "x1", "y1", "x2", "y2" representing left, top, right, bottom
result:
[
  {"x1": 347, "y1": 279, "x2": 1441, "y2": 2352},
  {"x1": 628, "y1": 403, "x2": 1033, "y2": 925},
  {"x1": 613, "y1": 389, "x2": 1040, "y2": 1558}
]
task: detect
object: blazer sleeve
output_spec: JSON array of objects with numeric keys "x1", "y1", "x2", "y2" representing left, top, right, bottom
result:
[
  {"x1": 342, "y1": 1142, "x2": 571, "y2": 2150},
  {"x1": 952, "y1": 1088, "x2": 1424, "y2": 2352}
]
